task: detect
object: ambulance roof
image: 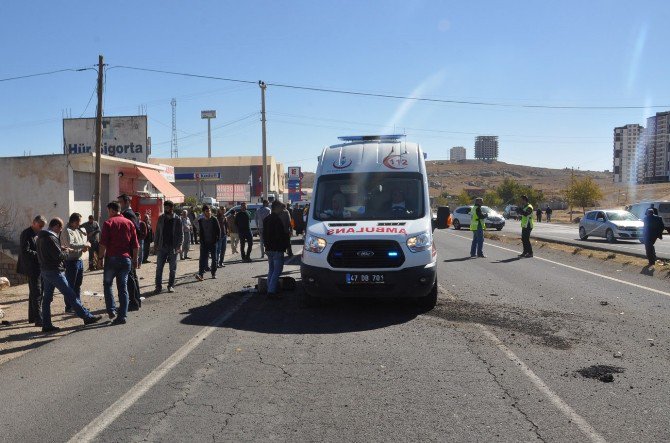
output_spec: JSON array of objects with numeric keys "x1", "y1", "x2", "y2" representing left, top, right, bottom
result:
[{"x1": 318, "y1": 136, "x2": 423, "y2": 175}]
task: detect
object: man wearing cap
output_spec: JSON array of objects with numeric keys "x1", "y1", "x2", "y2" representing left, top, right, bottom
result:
[
  {"x1": 643, "y1": 207, "x2": 665, "y2": 266},
  {"x1": 117, "y1": 194, "x2": 142, "y2": 310},
  {"x1": 154, "y1": 200, "x2": 183, "y2": 293}
]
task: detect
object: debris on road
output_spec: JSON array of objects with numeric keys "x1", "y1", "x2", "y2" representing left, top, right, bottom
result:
[
  {"x1": 576, "y1": 365, "x2": 624, "y2": 383},
  {"x1": 600, "y1": 301, "x2": 608, "y2": 306},
  {"x1": 613, "y1": 351, "x2": 623, "y2": 358}
]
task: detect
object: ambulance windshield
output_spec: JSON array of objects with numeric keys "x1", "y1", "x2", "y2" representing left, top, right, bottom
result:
[{"x1": 314, "y1": 172, "x2": 425, "y2": 221}]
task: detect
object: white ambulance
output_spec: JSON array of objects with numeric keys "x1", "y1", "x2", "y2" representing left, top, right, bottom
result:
[{"x1": 301, "y1": 135, "x2": 448, "y2": 308}]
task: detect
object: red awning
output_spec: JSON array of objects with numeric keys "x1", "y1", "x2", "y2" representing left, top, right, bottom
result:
[{"x1": 136, "y1": 167, "x2": 184, "y2": 203}]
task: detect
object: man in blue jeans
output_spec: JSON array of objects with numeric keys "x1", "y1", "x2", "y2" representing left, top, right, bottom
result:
[
  {"x1": 195, "y1": 204, "x2": 221, "y2": 281},
  {"x1": 154, "y1": 200, "x2": 183, "y2": 294},
  {"x1": 36, "y1": 218, "x2": 102, "y2": 332},
  {"x1": 99, "y1": 201, "x2": 140, "y2": 325},
  {"x1": 263, "y1": 201, "x2": 289, "y2": 298},
  {"x1": 469, "y1": 197, "x2": 486, "y2": 258}
]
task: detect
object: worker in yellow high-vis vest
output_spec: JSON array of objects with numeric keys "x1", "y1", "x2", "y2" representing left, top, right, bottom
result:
[
  {"x1": 518, "y1": 195, "x2": 534, "y2": 258},
  {"x1": 469, "y1": 197, "x2": 486, "y2": 258}
]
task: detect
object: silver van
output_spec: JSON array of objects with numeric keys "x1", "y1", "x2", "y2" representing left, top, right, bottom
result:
[{"x1": 626, "y1": 201, "x2": 670, "y2": 233}]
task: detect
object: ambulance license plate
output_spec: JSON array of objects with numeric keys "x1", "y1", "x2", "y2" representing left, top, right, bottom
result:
[{"x1": 345, "y1": 273, "x2": 385, "y2": 285}]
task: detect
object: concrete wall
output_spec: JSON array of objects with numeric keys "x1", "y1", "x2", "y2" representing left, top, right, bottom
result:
[{"x1": 0, "y1": 155, "x2": 71, "y2": 243}]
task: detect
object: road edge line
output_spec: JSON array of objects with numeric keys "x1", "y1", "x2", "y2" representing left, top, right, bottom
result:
[{"x1": 68, "y1": 294, "x2": 251, "y2": 443}]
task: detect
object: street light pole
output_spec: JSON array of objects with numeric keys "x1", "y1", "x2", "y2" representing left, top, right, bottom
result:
[
  {"x1": 93, "y1": 55, "x2": 104, "y2": 222},
  {"x1": 201, "y1": 110, "x2": 216, "y2": 158},
  {"x1": 259, "y1": 81, "x2": 268, "y2": 200}
]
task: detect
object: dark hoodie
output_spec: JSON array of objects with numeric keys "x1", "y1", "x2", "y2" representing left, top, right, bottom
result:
[{"x1": 36, "y1": 230, "x2": 68, "y2": 272}]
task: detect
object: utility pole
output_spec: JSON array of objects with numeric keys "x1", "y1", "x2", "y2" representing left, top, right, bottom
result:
[
  {"x1": 259, "y1": 81, "x2": 268, "y2": 199},
  {"x1": 93, "y1": 55, "x2": 104, "y2": 222},
  {"x1": 171, "y1": 98, "x2": 178, "y2": 158},
  {"x1": 569, "y1": 167, "x2": 574, "y2": 222}
]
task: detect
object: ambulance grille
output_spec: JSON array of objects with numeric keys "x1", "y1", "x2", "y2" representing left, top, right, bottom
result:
[{"x1": 327, "y1": 240, "x2": 405, "y2": 268}]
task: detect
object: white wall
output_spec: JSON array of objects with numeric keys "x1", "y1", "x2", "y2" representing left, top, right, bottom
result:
[{"x1": 0, "y1": 155, "x2": 71, "y2": 242}]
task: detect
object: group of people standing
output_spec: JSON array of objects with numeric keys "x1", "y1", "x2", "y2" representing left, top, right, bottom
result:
[{"x1": 535, "y1": 206, "x2": 553, "y2": 223}]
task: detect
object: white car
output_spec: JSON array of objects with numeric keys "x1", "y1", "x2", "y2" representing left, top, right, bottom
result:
[
  {"x1": 578, "y1": 210, "x2": 643, "y2": 243},
  {"x1": 451, "y1": 205, "x2": 506, "y2": 231}
]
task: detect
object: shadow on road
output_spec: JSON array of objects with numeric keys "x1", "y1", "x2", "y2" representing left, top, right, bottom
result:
[
  {"x1": 443, "y1": 257, "x2": 473, "y2": 263},
  {"x1": 180, "y1": 288, "x2": 422, "y2": 335},
  {"x1": 492, "y1": 257, "x2": 522, "y2": 264}
]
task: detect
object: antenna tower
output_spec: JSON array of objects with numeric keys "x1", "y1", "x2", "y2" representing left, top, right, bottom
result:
[{"x1": 170, "y1": 98, "x2": 178, "y2": 158}]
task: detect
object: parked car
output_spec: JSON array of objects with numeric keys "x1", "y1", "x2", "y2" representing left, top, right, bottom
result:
[
  {"x1": 626, "y1": 201, "x2": 670, "y2": 234},
  {"x1": 503, "y1": 204, "x2": 520, "y2": 220},
  {"x1": 452, "y1": 205, "x2": 505, "y2": 231},
  {"x1": 578, "y1": 209, "x2": 643, "y2": 243},
  {"x1": 224, "y1": 203, "x2": 263, "y2": 236}
]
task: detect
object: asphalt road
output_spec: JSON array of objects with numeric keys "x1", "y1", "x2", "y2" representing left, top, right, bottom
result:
[
  {"x1": 482, "y1": 220, "x2": 670, "y2": 260},
  {"x1": 1, "y1": 233, "x2": 669, "y2": 442}
]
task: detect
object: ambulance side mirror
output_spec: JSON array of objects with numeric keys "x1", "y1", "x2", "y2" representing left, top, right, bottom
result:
[{"x1": 433, "y1": 206, "x2": 451, "y2": 231}]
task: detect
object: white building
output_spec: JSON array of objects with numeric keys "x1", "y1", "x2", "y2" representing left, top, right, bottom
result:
[
  {"x1": 0, "y1": 153, "x2": 183, "y2": 245},
  {"x1": 613, "y1": 124, "x2": 644, "y2": 183},
  {"x1": 450, "y1": 146, "x2": 466, "y2": 162},
  {"x1": 640, "y1": 111, "x2": 670, "y2": 183}
]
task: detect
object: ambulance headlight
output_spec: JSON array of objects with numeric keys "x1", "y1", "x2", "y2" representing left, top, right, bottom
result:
[
  {"x1": 304, "y1": 233, "x2": 327, "y2": 253},
  {"x1": 406, "y1": 232, "x2": 432, "y2": 252}
]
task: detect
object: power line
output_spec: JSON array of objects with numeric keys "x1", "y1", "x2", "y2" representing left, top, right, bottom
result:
[
  {"x1": 111, "y1": 64, "x2": 670, "y2": 110},
  {"x1": 0, "y1": 67, "x2": 93, "y2": 83}
]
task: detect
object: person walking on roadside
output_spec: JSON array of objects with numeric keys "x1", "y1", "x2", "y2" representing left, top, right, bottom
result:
[
  {"x1": 469, "y1": 198, "x2": 486, "y2": 258},
  {"x1": 254, "y1": 200, "x2": 271, "y2": 259},
  {"x1": 17, "y1": 215, "x2": 46, "y2": 327},
  {"x1": 117, "y1": 194, "x2": 141, "y2": 310},
  {"x1": 235, "y1": 202, "x2": 253, "y2": 262},
  {"x1": 180, "y1": 209, "x2": 192, "y2": 260},
  {"x1": 545, "y1": 206, "x2": 552, "y2": 223},
  {"x1": 263, "y1": 201, "x2": 289, "y2": 298},
  {"x1": 154, "y1": 200, "x2": 183, "y2": 294},
  {"x1": 216, "y1": 207, "x2": 229, "y2": 267},
  {"x1": 136, "y1": 212, "x2": 148, "y2": 265},
  {"x1": 643, "y1": 208, "x2": 665, "y2": 266},
  {"x1": 519, "y1": 195, "x2": 534, "y2": 258},
  {"x1": 189, "y1": 210, "x2": 199, "y2": 244},
  {"x1": 227, "y1": 209, "x2": 239, "y2": 254},
  {"x1": 60, "y1": 213, "x2": 90, "y2": 313},
  {"x1": 81, "y1": 215, "x2": 100, "y2": 270},
  {"x1": 142, "y1": 213, "x2": 153, "y2": 263},
  {"x1": 535, "y1": 207, "x2": 542, "y2": 223},
  {"x1": 195, "y1": 205, "x2": 221, "y2": 281},
  {"x1": 280, "y1": 203, "x2": 294, "y2": 257},
  {"x1": 98, "y1": 202, "x2": 140, "y2": 325},
  {"x1": 36, "y1": 218, "x2": 102, "y2": 332}
]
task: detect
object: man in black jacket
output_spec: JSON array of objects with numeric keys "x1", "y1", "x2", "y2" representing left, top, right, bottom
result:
[
  {"x1": 263, "y1": 201, "x2": 289, "y2": 298},
  {"x1": 195, "y1": 205, "x2": 221, "y2": 281},
  {"x1": 36, "y1": 218, "x2": 102, "y2": 332},
  {"x1": 643, "y1": 208, "x2": 665, "y2": 266},
  {"x1": 118, "y1": 194, "x2": 141, "y2": 310},
  {"x1": 235, "y1": 202, "x2": 253, "y2": 262},
  {"x1": 17, "y1": 215, "x2": 46, "y2": 326}
]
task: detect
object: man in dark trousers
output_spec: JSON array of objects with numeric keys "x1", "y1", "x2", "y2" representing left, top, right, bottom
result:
[
  {"x1": 142, "y1": 213, "x2": 153, "y2": 263},
  {"x1": 36, "y1": 218, "x2": 102, "y2": 332},
  {"x1": 518, "y1": 195, "x2": 534, "y2": 258},
  {"x1": 280, "y1": 203, "x2": 294, "y2": 257},
  {"x1": 195, "y1": 204, "x2": 221, "y2": 281},
  {"x1": 535, "y1": 207, "x2": 542, "y2": 223},
  {"x1": 17, "y1": 215, "x2": 46, "y2": 326},
  {"x1": 469, "y1": 198, "x2": 486, "y2": 258},
  {"x1": 263, "y1": 201, "x2": 289, "y2": 298},
  {"x1": 235, "y1": 202, "x2": 253, "y2": 262},
  {"x1": 99, "y1": 202, "x2": 140, "y2": 325},
  {"x1": 81, "y1": 215, "x2": 101, "y2": 270},
  {"x1": 154, "y1": 200, "x2": 183, "y2": 294},
  {"x1": 118, "y1": 194, "x2": 141, "y2": 310},
  {"x1": 643, "y1": 208, "x2": 665, "y2": 266}
]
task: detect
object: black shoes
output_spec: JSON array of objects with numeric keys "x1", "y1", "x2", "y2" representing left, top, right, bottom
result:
[
  {"x1": 42, "y1": 325, "x2": 60, "y2": 333},
  {"x1": 111, "y1": 317, "x2": 127, "y2": 326},
  {"x1": 128, "y1": 305, "x2": 140, "y2": 312},
  {"x1": 84, "y1": 315, "x2": 103, "y2": 325},
  {"x1": 211, "y1": 274, "x2": 217, "y2": 279},
  {"x1": 108, "y1": 311, "x2": 116, "y2": 320}
]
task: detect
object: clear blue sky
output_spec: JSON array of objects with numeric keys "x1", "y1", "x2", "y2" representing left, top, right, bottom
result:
[{"x1": 2, "y1": 1, "x2": 669, "y2": 173}]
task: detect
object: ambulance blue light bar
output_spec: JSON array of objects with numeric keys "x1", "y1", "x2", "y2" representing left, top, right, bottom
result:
[{"x1": 337, "y1": 135, "x2": 406, "y2": 142}]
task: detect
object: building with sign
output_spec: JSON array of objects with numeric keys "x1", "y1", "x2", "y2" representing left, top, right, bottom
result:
[
  {"x1": 0, "y1": 153, "x2": 183, "y2": 247},
  {"x1": 63, "y1": 116, "x2": 150, "y2": 163},
  {"x1": 149, "y1": 156, "x2": 286, "y2": 204}
]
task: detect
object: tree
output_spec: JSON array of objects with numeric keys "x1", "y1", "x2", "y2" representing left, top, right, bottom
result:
[
  {"x1": 564, "y1": 177, "x2": 603, "y2": 214},
  {"x1": 494, "y1": 178, "x2": 544, "y2": 207},
  {"x1": 457, "y1": 190, "x2": 473, "y2": 206},
  {"x1": 483, "y1": 190, "x2": 503, "y2": 209},
  {"x1": 183, "y1": 196, "x2": 198, "y2": 208}
]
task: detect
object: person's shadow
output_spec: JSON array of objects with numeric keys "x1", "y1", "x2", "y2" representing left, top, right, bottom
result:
[{"x1": 493, "y1": 257, "x2": 522, "y2": 264}]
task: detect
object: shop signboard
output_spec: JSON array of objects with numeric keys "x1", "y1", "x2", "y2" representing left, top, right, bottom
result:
[{"x1": 63, "y1": 115, "x2": 148, "y2": 162}]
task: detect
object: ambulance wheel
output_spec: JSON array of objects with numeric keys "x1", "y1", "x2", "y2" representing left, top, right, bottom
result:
[
  {"x1": 453, "y1": 219, "x2": 461, "y2": 230},
  {"x1": 416, "y1": 280, "x2": 438, "y2": 311}
]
